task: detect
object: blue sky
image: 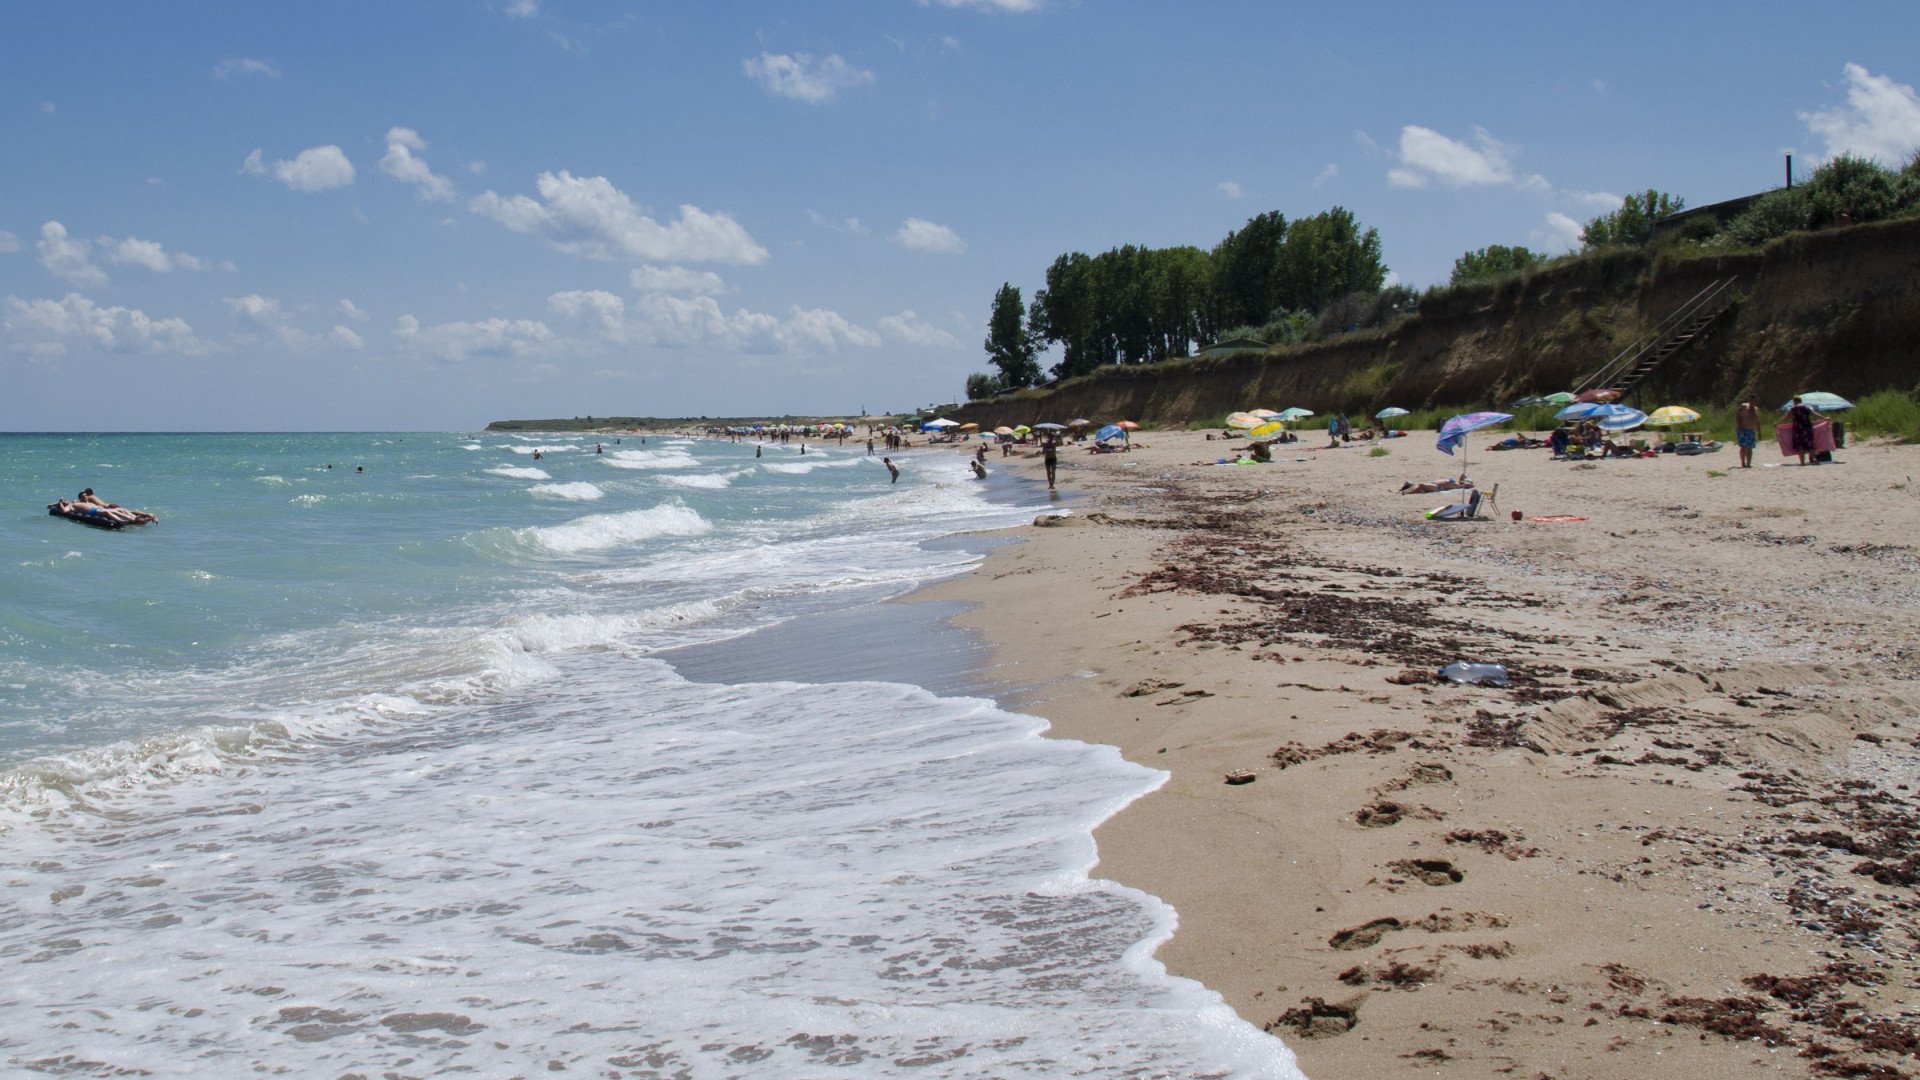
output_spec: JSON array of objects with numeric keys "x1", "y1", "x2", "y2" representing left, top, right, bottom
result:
[{"x1": 4, "y1": 1, "x2": 1918, "y2": 430}]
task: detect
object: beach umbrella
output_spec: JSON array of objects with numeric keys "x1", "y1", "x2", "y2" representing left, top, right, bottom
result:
[
  {"x1": 1068, "y1": 418, "x2": 1092, "y2": 427},
  {"x1": 1012, "y1": 425, "x2": 1032, "y2": 437},
  {"x1": 1436, "y1": 411, "x2": 1512, "y2": 463},
  {"x1": 1542, "y1": 392, "x2": 1576, "y2": 405},
  {"x1": 1554, "y1": 402, "x2": 1607, "y2": 421},
  {"x1": 1375, "y1": 406, "x2": 1410, "y2": 419},
  {"x1": 1508, "y1": 395, "x2": 1548, "y2": 408},
  {"x1": 1780, "y1": 391, "x2": 1854, "y2": 412},
  {"x1": 1095, "y1": 424, "x2": 1125, "y2": 444},
  {"x1": 1593, "y1": 405, "x2": 1647, "y2": 432},
  {"x1": 1226, "y1": 411, "x2": 1262, "y2": 429},
  {"x1": 1277, "y1": 407, "x2": 1315, "y2": 421},
  {"x1": 1249, "y1": 408, "x2": 1282, "y2": 420},
  {"x1": 1115, "y1": 420, "x2": 1140, "y2": 430},
  {"x1": 1574, "y1": 388, "x2": 1622, "y2": 404},
  {"x1": 1032, "y1": 421, "x2": 1066, "y2": 432},
  {"x1": 1249, "y1": 421, "x2": 1286, "y2": 438},
  {"x1": 1643, "y1": 405, "x2": 1701, "y2": 427},
  {"x1": 993, "y1": 425, "x2": 1014, "y2": 436},
  {"x1": 923, "y1": 418, "x2": 959, "y2": 429}
]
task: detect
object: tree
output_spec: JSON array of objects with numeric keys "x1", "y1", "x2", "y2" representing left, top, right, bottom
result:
[
  {"x1": 983, "y1": 283, "x2": 1042, "y2": 389},
  {"x1": 1581, "y1": 190, "x2": 1686, "y2": 248},
  {"x1": 964, "y1": 371, "x2": 1003, "y2": 401},
  {"x1": 1275, "y1": 207, "x2": 1387, "y2": 313},
  {"x1": 1208, "y1": 211, "x2": 1287, "y2": 330},
  {"x1": 1450, "y1": 244, "x2": 1543, "y2": 285}
]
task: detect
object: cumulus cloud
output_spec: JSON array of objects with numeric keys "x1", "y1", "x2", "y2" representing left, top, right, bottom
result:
[
  {"x1": 103, "y1": 236, "x2": 214, "y2": 273},
  {"x1": 243, "y1": 145, "x2": 356, "y2": 192},
  {"x1": 807, "y1": 210, "x2": 869, "y2": 235},
  {"x1": 470, "y1": 170, "x2": 768, "y2": 264},
  {"x1": 545, "y1": 288, "x2": 881, "y2": 354},
  {"x1": 338, "y1": 298, "x2": 368, "y2": 321},
  {"x1": 1312, "y1": 163, "x2": 1340, "y2": 187},
  {"x1": 893, "y1": 217, "x2": 966, "y2": 254},
  {"x1": 548, "y1": 289, "x2": 629, "y2": 334},
  {"x1": 0, "y1": 229, "x2": 21, "y2": 253},
  {"x1": 36, "y1": 221, "x2": 107, "y2": 287},
  {"x1": 1537, "y1": 211, "x2": 1585, "y2": 252},
  {"x1": 394, "y1": 312, "x2": 556, "y2": 362},
  {"x1": 2, "y1": 292, "x2": 203, "y2": 356},
  {"x1": 1388, "y1": 125, "x2": 1547, "y2": 191},
  {"x1": 877, "y1": 310, "x2": 960, "y2": 348},
  {"x1": 630, "y1": 264, "x2": 727, "y2": 295},
  {"x1": 742, "y1": 52, "x2": 875, "y2": 105},
  {"x1": 921, "y1": 0, "x2": 1040, "y2": 11},
  {"x1": 380, "y1": 127, "x2": 456, "y2": 202},
  {"x1": 1217, "y1": 181, "x2": 1243, "y2": 199},
  {"x1": 226, "y1": 294, "x2": 363, "y2": 350},
  {"x1": 213, "y1": 58, "x2": 279, "y2": 79},
  {"x1": 1567, "y1": 189, "x2": 1624, "y2": 210},
  {"x1": 1800, "y1": 63, "x2": 1920, "y2": 164}
]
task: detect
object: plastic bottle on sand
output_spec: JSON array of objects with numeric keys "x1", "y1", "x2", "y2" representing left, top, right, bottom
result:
[{"x1": 1439, "y1": 662, "x2": 1508, "y2": 686}]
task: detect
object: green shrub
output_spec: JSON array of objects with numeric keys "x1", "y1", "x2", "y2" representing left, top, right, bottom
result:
[
  {"x1": 1715, "y1": 188, "x2": 1812, "y2": 248},
  {"x1": 1846, "y1": 389, "x2": 1920, "y2": 443}
]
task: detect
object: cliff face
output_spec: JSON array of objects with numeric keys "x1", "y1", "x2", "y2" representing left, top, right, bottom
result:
[{"x1": 952, "y1": 217, "x2": 1920, "y2": 427}]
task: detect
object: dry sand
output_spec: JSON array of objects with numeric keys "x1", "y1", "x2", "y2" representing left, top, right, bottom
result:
[{"x1": 910, "y1": 429, "x2": 1920, "y2": 1079}]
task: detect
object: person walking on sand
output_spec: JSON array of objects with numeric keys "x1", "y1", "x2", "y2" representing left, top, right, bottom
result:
[
  {"x1": 1042, "y1": 437, "x2": 1059, "y2": 490},
  {"x1": 1788, "y1": 396, "x2": 1817, "y2": 465},
  {"x1": 883, "y1": 457, "x2": 899, "y2": 483},
  {"x1": 1735, "y1": 399, "x2": 1761, "y2": 468}
]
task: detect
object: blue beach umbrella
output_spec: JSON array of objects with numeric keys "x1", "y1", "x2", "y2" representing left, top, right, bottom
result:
[
  {"x1": 1436, "y1": 411, "x2": 1513, "y2": 465},
  {"x1": 1594, "y1": 405, "x2": 1647, "y2": 432},
  {"x1": 1375, "y1": 407, "x2": 1410, "y2": 419},
  {"x1": 1780, "y1": 392, "x2": 1854, "y2": 412},
  {"x1": 1554, "y1": 402, "x2": 1606, "y2": 421},
  {"x1": 1095, "y1": 424, "x2": 1125, "y2": 444}
]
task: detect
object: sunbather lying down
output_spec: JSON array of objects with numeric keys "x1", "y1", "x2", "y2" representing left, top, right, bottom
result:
[{"x1": 1400, "y1": 475, "x2": 1472, "y2": 494}]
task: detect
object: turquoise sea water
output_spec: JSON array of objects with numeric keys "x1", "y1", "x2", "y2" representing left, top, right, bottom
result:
[{"x1": 0, "y1": 431, "x2": 1300, "y2": 1077}]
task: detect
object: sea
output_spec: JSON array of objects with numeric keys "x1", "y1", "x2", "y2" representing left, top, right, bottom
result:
[{"x1": 0, "y1": 431, "x2": 1302, "y2": 1078}]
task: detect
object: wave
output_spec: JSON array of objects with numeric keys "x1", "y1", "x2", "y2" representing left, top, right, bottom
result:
[
  {"x1": 603, "y1": 449, "x2": 700, "y2": 471},
  {"x1": 462, "y1": 443, "x2": 483, "y2": 450},
  {"x1": 513, "y1": 503, "x2": 713, "y2": 554},
  {"x1": 759, "y1": 456, "x2": 862, "y2": 475},
  {"x1": 488, "y1": 465, "x2": 552, "y2": 480},
  {"x1": 657, "y1": 471, "x2": 743, "y2": 490},
  {"x1": 291, "y1": 494, "x2": 327, "y2": 506},
  {"x1": 529, "y1": 482, "x2": 605, "y2": 501},
  {"x1": 509, "y1": 444, "x2": 578, "y2": 456}
]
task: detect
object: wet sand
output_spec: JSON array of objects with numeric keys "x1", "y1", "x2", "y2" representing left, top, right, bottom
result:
[{"x1": 915, "y1": 430, "x2": 1920, "y2": 1079}]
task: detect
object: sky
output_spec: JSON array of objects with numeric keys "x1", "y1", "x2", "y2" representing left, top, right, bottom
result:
[{"x1": 4, "y1": 2, "x2": 1919, "y2": 431}]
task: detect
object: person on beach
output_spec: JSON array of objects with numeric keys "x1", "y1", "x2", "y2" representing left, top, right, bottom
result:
[
  {"x1": 883, "y1": 457, "x2": 899, "y2": 483},
  {"x1": 970, "y1": 458, "x2": 987, "y2": 479},
  {"x1": 1042, "y1": 437, "x2": 1059, "y2": 489},
  {"x1": 1736, "y1": 400, "x2": 1761, "y2": 468},
  {"x1": 1399, "y1": 473, "x2": 1471, "y2": 495},
  {"x1": 1788, "y1": 396, "x2": 1817, "y2": 465},
  {"x1": 975, "y1": 442, "x2": 988, "y2": 468}
]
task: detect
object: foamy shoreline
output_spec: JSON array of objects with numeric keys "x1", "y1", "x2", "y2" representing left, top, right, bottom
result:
[{"x1": 917, "y1": 427, "x2": 1920, "y2": 1079}]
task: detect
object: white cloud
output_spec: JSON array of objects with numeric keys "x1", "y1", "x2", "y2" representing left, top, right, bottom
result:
[
  {"x1": 742, "y1": 52, "x2": 875, "y2": 105},
  {"x1": 468, "y1": 160, "x2": 487, "y2": 174},
  {"x1": 244, "y1": 145, "x2": 356, "y2": 192},
  {"x1": 893, "y1": 217, "x2": 967, "y2": 254},
  {"x1": 631, "y1": 294, "x2": 878, "y2": 353},
  {"x1": 1390, "y1": 125, "x2": 1547, "y2": 191},
  {"x1": 213, "y1": 58, "x2": 279, "y2": 79},
  {"x1": 103, "y1": 236, "x2": 213, "y2": 273},
  {"x1": 630, "y1": 264, "x2": 726, "y2": 295},
  {"x1": 1217, "y1": 181, "x2": 1243, "y2": 199},
  {"x1": 504, "y1": 0, "x2": 539, "y2": 16},
  {"x1": 877, "y1": 310, "x2": 960, "y2": 348},
  {"x1": 2, "y1": 292, "x2": 203, "y2": 356},
  {"x1": 1352, "y1": 129, "x2": 1378, "y2": 153},
  {"x1": 548, "y1": 289, "x2": 628, "y2": 334},
  {"x1": 1537, "y1": 212, "x2": 1584, "y2": 252},
  {"x1": 1567, "y1": 189, "x2": 1623, "y2": 210},
  {"x1": 0, "y1": 230, "x2": 19, "y2": 253},
  {"x1": 1312, "y1": 163, "x2": 1339, "y2": 187},
  {"x1": 227, "y1": 294, "x2": 365, "y2": 350},
  {"x1": 36, "y1": 221, "x2": 107, "y2": 287},
  {"x1": 921, "y1": 0, "x2": 1040, "y2": 11},
  {"x1": 394, "y1": 313, "x2": 556, "y2": 362},
  {"x1": 379, "y1": 127, "x2": 457, "y2": 202},
  {"x1": 470, "y1": 170, "x2": 768, "y2": 265},
  {"x1": 807, "y1": 210, "x2": 869, "y2": 235},
  {"x1": 1800, "y1": 63, "x2": 1920, "y2": 165},
  {"x1": 328, "y1": 324, "x2": 365, "y2": 349},
  {"x1": 338, "y1": 298, "x2": 368, "y2": 321}
]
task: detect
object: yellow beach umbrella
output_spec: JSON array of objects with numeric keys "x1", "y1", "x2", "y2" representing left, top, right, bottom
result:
[
  {"x1": 1249, "y1": 421, "x2": 1285, "y2": 438},
  {"x1": 1012, "y1": 425, "x2": 1032, "y2": 436},
  {"x1": 957, "y1": 422, "x2": 979, "y2": 431},
  {"x1": 1644, "y1": 406, "x2": 1701, "y2": 427}
]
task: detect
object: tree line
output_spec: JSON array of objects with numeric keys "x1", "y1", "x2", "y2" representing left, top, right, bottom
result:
[{"x1": 974, "y1": 207, "x2": 1387, "y2": 397}]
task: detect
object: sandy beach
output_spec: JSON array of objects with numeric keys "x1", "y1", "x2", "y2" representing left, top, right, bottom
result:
[{"x1": 913, "y1": 429, "x2": 1920, "y2": 1079}]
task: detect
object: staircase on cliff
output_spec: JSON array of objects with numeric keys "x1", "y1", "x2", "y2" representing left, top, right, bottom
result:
[{"x1": 1573, "y1": 277, "x2": 1739, "y2": 403}]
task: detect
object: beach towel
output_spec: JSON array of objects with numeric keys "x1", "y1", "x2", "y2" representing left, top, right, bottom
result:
[{"x1": 1774, "y1": 419, "x2": 1834, "y2": 456}]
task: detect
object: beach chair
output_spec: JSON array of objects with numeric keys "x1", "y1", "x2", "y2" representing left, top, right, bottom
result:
[{"x1": 1424, "y1": 485, "x2": 1489, "y2": 521}]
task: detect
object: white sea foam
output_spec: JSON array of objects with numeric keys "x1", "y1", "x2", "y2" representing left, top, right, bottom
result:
[
  {"x1": 291, "y1": 493, "x2": 326, "y2": 506},
  {"x1": 487, "y1": 465, "x2": 551, "y2": 480},
  {"x1": 528, "y1": 481, "x2": 604, "y2": 501},
  {"x1": 253, "y1": 475, "x2": 290, "y2": 486},
  {"x1": 603, "y1": 448, "x2": 700, "y2": 470},
  {"x1": 657, "y1": 470, "x2": 742, "y2": 490},
  {"x1": 760, "y1": 456, "x2": 862, "y2": 475},
  {"x1": 515, "y1": 503, "x2": 712, "y2": 554},
  {"x1": 509, "y1": 444, "x2": 577, "y2": 455},
  {"x1": 462, "y1": 442, "x2": 483, "y2": 450}
]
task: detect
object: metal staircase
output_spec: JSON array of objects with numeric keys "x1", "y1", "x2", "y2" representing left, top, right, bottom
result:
[{"x1": 1573, "y1": 277, "x2": 1739, "y2": 403}]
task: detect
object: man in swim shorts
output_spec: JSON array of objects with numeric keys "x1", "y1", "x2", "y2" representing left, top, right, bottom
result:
[{"x1": 1735, "y1": 399, "x2": 1760, "y2": 468}]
